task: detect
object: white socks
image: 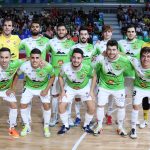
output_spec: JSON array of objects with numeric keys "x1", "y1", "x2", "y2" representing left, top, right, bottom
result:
[
  {"x1": 97, "y1": 107, "x2": 104, "y2": 128},
  {"x1": 83, "y1": 113, "x2": 93, "y2": 127},
  {"x1": 131, "y1": 109, "x2": 139, "y2": 129},
  {"x1": 21, "y1": 108, "x2": 30, "y2": 126},
  {"x1": 117, "y1": 108, "x2": 125, "y2": 129},
  {"x1": 52, "y1": 97, "x2": 58, "y2": 119},
  {"x1": 75, "y1": 101, "x2": 81, "y2": 119},
  {"x1": 60, "y1": 111, "x2": 69, "y2": 128},
  {"x1": 9, "y1": 108, "x2": 17, "y2": 128},
  {"x1": 43, "y1": 109, "x2": 51, "y2": 127}
]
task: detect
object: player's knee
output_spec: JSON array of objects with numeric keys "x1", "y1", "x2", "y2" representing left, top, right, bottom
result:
[
  {"x1": 142, "y1": 97, "x2": 149, "y2": 110},
  {"x1": 20, "y1": 103, "x2": 28, "y2": 109},
  {"x1": 58, "y1": 103, "x2": 67, "y2": 114},
  {"x1": 9, "y1": 102, "x2": 17, "y2": 109},
  {"x1": 43, "y1": 103, "x2": 50, "y2": 110},
  {"x1": 133, "y1": 105, "x2": 139, "y2": 110}
]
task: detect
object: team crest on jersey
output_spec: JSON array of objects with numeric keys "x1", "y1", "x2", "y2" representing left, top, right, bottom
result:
[{"x1": 113, "y1": 64, "x2": 122, "y2": 70}]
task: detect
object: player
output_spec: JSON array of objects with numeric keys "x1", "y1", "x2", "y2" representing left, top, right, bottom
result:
[
  {"x1": 94, "y1": 25, "x2": 114, "y2": 125},
  {"x1": 19, "y1": 20, "x2": 50, "y2": 124},
  {"x1": 93, "y1": 40, "x2": 134, "y2": 137},
  {"x1": 0, "y1": 47, "x2": 23, "y2": 138},
  {"x1": 70, "y1": 26, "x2": 96, "y2": 126},
  {"x1": 58, "y1": 48, "x2": 96, "y2": 134},
  {"x1": 47, "y1": 23, "x2": 74, "y2": 127},
  {"x1": 19, "y1": 48, "x2": 55, "y2": 138},
  {"x1": 0, "y1": 18, "x2": 20, "y2": 60},
  {"x1": 129, "y1": 47, "x2": 150, "y2": 139}
]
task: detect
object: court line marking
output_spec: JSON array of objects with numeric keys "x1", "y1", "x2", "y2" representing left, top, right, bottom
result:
[{"x1": 72, "y1": 102, "x2": 131, "y2": 150}]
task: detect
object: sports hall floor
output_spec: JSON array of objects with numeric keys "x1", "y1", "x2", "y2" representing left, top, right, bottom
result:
[{"x1": 0, "y1": 80, "x2": 150, "y2": 150}]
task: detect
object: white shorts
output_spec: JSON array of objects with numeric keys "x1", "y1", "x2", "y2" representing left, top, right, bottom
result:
[
  {"x1": 0, "y1": 90, "x2": 16, "y2": 102},
  {"x1": 62, "y1": 82, "x2": 92, "y2": 103},
  {"x1": 97, "y1": 87, "x2": 125, "y2": 107},
  {"x1": 51, "y1": 77, "x2": 60, "y2": 95},
  {"x1": 133, "y1": 87, "x2": 150, "y2": 105},
  {"x1": 21, "y1": 88, "x2": 51, "y2": 104}
]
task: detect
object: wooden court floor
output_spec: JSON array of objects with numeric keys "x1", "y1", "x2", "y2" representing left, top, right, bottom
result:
[{"x1": 0, "y1": 80, "x2": 150, "y2": 150}]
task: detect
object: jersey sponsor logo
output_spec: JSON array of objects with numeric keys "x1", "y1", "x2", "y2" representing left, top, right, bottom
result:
[
  {"x1": 58, "y1": 60, "x2": 64, "y2": 66},
  {"x1": 140, "y1": 82, "x2": 147, "y2": 88},
  {"x1": 107, "y1": 80, "x2": 114, "y2": 85}
]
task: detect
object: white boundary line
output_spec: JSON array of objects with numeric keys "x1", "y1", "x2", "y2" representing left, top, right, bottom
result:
[{"x1": 72, "y1": 102, "x2": 132, "y2": 150}]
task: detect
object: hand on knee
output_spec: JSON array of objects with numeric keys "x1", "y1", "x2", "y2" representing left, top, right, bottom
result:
[
  {"x1": 21, "y1": 104, "x2": 28, "y2": 109},
  {"x1": 43, "y1": 103, "x2": 50, "y2": 110},
  {"x1": 10, "y1": 102, "x2": 17, "y2": 109}
]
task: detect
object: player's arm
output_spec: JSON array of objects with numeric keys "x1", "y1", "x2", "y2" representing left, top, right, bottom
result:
[
  {"x1": 90, "y1": 70, "x2": 97, "y2": 101},
  {"x1": 40, "y1": 75, "x2": 55, "y2": 97},
  {"x1": 58, "y1": 66, "x2": 67, "y2": 102},
  {"x1": 6, "y1": 73, "x2": 19, "y2": 96},
  {"x1": 41, "y1": 65, "x2": 55, "y2": 96}
]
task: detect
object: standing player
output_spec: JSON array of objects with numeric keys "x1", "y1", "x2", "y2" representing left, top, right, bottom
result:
[
  {"x1": 93, "y1": 40, "x2": 134, "y2": 136},
  {"x1": 19, "y1": 20, "x2": 50, "y2": 123},
  {"x1": 19, "y1": 20, "x2": 49, "y2": 60},
  {"x1": 0, "y1": 18, "x2": 21, "y2": 60},
  {"x1": 94, "y1": 25, "x2": 114, "y2": 125},
  {"x1": 70, "y1": 26, "x2": 96, "y2": 126},
  {"x1": 47, "y1": 23, "x2": 74, "y2": 127},
  {"x1": 0, "y1": 47, "x2": 22, "y2": 138},
  {"x1": 19, "y1": 48, "x2": 55, "y2": 138},
  {"x1": 58, "y1": 48, "x2": 96, "y2": 134},
  {"x1": 129, "y1": 47, "x2": 150, "y2": 139},
  {"x1": 118, "y1": 24, "x2": 145, "y2": 125}
]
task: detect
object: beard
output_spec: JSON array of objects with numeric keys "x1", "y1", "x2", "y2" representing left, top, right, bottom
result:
[{"x1": 31, "y1": 31, "x2": 40, "y2": 36}]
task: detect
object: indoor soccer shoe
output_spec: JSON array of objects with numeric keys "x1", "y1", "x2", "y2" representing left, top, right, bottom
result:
[
  {"x1": 139, "y1": 120, "x2": 148, "y2": 129},
  {"x1": 9, "y1": 128, "x2": 19, "y2": 138},
  {"x1": 74, "y1": 117, "x2": 81, "y2": 126},
  {"x1": 117, "y1": 127, "x2": 127, "y2": 137},
  {"x1": 93, "y1": 125, "x2": 103, "y2": 136},
  {"x1": 129, "y1": 128, "x2": 137, "y2": 139},
  {"x1": 57, "y1": 125, "x2": 70, "y2": 135},
  {"x1": 44, "y1": 127, "x2": 51, "y2": 138},
  {"x1": 49, "y1": 117, "x2": 59, "y2": 127},
  {"x1": 20, "y1": 125, "x2": 31, "y2": 136},
  {"x1": 82, "y1": 125, "x2": 93, "y2": 134}
]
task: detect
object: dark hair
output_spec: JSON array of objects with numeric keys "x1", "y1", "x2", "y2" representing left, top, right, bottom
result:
[
  {"x1": 0, "y1": 47, "x2": 11, "y2": 53},
  {"x1": 57, "y1": 23, "x2": 66, "y2": 30},
  {"x1": 31, "y1": 19, "x2": 41, "y2": 27},
  {"x1": 79, "y1": 26, "x2": 88, "y2": 34},
  {"x1": 140, "y1": 47, "x2": 150, "y2": 58},
  {"x1": 30, "y1": 48, "x2": 41, "y2": 55},
  {"x1": 106, "y1": 40, "x2": 118, "y2": 49},
  {"x1": 2, "y1": 18, "x2": 14, "y2": 26},
  {"x1": 126, "y1": 24, "x2": 136, "y2": 33},
  {"x1": 72, "y1": 48, "x2": 84, "y2": 57},
  {"x1": 102, "y1": 25, "x2": 113, "y2": 33}
]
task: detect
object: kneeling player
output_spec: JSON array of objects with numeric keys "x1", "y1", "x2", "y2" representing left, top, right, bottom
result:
[
  {"x1": 58, "y1": 48, "x2": 96, "y2": 134},
  {"x1": 19, "y1": 48, "x2": 55, "y2": 138}
]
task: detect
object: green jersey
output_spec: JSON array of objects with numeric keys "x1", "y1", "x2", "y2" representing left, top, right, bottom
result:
[
  {"x1": 0, "y1": 59, "x2": 23, "y2": 91},
  {"x1": 47, "y1": 37, "x2": 74, "y2": 76},
  {"x1": 129, "y1": 56, "x2": 150, "y2": 90},
  {"x1": 118, "y1": 39, "x2": 145, "y2": 58},
  {"x1": 18, "y1": 61, "x2": 54, "y2": 90},
  {"x1": 60, "y1": 62, "x2": 94, "y2": 89},
  {"x1": 94, "y1": 40, "x2": 109, "y2": 55},
  {"x1": 19, "y1": 36, "x2": 49, "y2": 60},
  {"x1": 93, "y1": 55, "x2": 134, "y2": 90},
  {"x1": 71, "y1": 43, "x2": 96, "y2": 65}
]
